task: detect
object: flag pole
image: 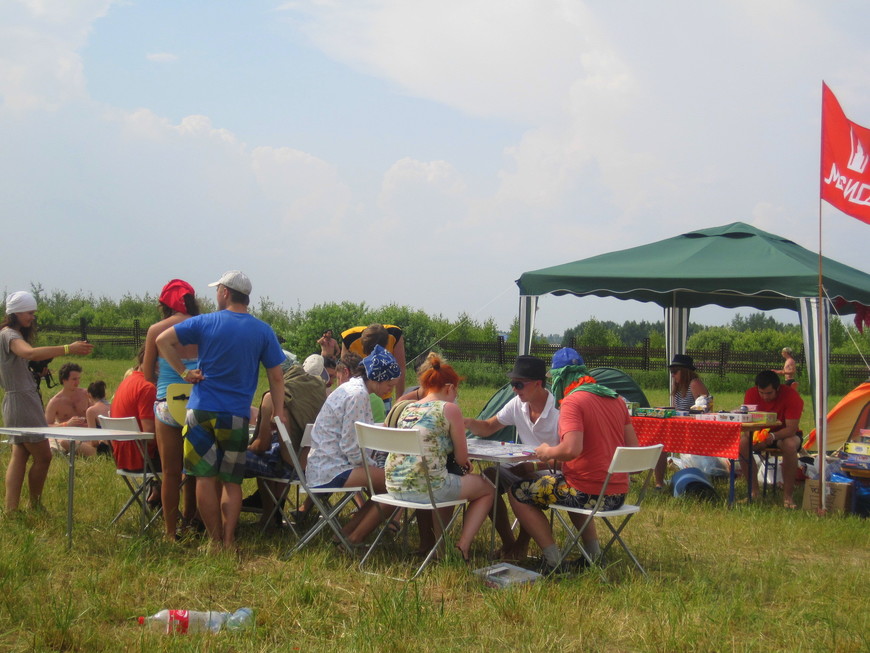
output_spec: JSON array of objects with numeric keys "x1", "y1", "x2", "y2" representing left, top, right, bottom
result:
[{"x1": 817, "y1": 82, "x2": 827, "y2": 512}]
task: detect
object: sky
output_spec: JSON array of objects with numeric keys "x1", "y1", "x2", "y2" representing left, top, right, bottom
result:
[{"x1": 2, "y1": 0, "x2": 869, "y2": 340}]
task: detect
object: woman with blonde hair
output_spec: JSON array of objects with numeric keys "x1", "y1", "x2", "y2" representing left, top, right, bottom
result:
[{"x1": 386, "y1": 352, "x2": 494, "y2": 561}]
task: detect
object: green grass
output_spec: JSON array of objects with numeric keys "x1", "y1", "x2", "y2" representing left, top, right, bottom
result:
[{"x1": 1, "y1": 367, "x2": 867, "y2": 651}]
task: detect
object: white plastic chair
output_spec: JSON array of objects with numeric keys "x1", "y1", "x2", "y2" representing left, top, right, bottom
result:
[
  {"x1": 98, "y1": 415, "x2": 162, "y2": 528},
  {"x1": 550, "y1": 444, "x2": 663, "y2": 579},
  {"x1": 275, "y1": 418, "x2": 367, "y2": 557},
  {"x1": 354, "y1": 421, "x2": 468, "y2": 582}
]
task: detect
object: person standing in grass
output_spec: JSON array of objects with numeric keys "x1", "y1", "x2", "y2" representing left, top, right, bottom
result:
[
  {"x1": 143, "y1": 278, "x2": 201, "y2": 541},
  {"x1": 157, "y1": 271, "x2": 287, "y2": 549},
  {"x1": 772, "y1": 347, "x2": 798, "y2": 386},
  {"x1": 509, "y1": 370, "x2": 638, "y2": 572},
  {"x1": 1, "y1": 291, "x2": 93, "y2": 511}
]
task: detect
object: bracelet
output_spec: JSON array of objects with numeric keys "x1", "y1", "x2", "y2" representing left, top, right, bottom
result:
[
  {"x1": 178, "y1": 369, "x2": 188, "y2": 378},
  {"x1": 64, "y1": 344, "x2": 70, "y2": 355}
]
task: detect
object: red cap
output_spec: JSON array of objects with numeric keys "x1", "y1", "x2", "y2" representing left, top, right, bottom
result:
[
  {"x1": 159, "y1": 279, "x2": 195, "y2": 314},
  {"x1": 138, "y1": 616, "x2": 145, "y2": 625}
]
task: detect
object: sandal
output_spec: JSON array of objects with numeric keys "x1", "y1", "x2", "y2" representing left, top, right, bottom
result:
[{"x1": 783, "y1": 499, "x2": 798, "y2": 510}]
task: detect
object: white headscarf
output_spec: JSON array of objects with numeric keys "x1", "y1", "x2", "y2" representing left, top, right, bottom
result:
[{"x1": 5, "y1": 291, "x2": 37, "y2": 315}]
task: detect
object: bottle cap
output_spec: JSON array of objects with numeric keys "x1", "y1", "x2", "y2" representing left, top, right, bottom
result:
[{"x1": 138, "y1": 617, "x2": 145, "y2": 625}]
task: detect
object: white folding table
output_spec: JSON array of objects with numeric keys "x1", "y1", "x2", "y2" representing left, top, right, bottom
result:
[
  {"x1": 0, "y1": 426, "x2": 155, "y2": 548},
  {"x1": 466, "y1": 439, "x2": 538, "y2": 556}
]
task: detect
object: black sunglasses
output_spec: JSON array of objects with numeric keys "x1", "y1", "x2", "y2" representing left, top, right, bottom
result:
[{"x1": 511, "y1": 380, "x2": 538, "y2": 389}]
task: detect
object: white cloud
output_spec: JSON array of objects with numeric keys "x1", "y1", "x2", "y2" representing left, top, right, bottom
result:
[
  {"x1": 146, "y1": 52, "x2": 177, "y2": 63},
  {"x1": 0, "y1": 0, "x2": 115, "y2": 112}
]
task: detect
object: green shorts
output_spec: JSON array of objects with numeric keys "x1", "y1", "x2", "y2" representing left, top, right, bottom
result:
[{"x1": 183, "y1": 409, "x2": 249, "y2": 484}]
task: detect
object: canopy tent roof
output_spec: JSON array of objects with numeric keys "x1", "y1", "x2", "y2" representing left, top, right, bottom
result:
[{"x1": 516, "y1": 222, "x2": 870, "y2": 312}]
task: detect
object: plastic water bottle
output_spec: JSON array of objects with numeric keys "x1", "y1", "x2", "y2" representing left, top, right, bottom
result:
[
  {"x1": 225, "y1": 607, "x2": 255, "y2": 630},
  {"x1": 138, "y1": 608, "x2": 253, "y2": 633}
]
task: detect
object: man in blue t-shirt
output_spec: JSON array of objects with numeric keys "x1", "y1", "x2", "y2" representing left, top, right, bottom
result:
[{"x1": 157, "y1": 270, "x2": 286, "y2": 548}]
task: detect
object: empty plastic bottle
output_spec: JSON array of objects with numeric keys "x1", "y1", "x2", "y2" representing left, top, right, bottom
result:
[
  {"x1": 138, "y1": 608, "x2": 253, "y2": 633},
  {"x1": 225, "y1": 607, "x2": 255, "y2": 630}
]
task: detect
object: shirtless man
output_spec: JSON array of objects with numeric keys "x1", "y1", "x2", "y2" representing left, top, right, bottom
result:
[
  {"x1": 316, "y1": 329, "x2": 341, "y2": 360},
  {"x1": 44, "y1": 362, "x2": 98, "y2": 456},
  {"x1": 772, "y1": 347, "x2": 797, "y2": 386}
]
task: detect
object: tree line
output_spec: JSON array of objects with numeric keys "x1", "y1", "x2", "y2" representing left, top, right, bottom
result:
[{"x1": 23, "y1": 284, "x2": 870, "y2": 362}]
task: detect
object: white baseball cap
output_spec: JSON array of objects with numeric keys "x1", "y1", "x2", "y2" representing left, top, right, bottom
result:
[
  {"x1": 208, "y1": 270, "x2": 252, "y2": 295},
  {"x1": 303, "y1": 354, "x2": 329, "y2": 383}
]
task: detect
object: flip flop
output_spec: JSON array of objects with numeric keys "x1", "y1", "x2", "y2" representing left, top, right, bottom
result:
[{"x1": 783, "y1": 500, "x2": 798, "y2": 510}]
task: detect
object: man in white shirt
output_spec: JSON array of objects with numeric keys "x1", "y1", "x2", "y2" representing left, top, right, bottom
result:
[{"x1": 464, "y1": 354, "x2": 561, "y2": 561}]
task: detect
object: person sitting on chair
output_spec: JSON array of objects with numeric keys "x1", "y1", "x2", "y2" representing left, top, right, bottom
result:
[
  {"x1": 388, "y1": 353, "x2": 494, "y2": 562},
  {"x1": 45, "y1": 363, "x2": 98, "y2": 457},
  {"x1": 464, "y1": 353, "x2": 561, "y2": 561},
  {"x1": 740, "y1": 370, "x2": 804, "y2": 509},
  {"x1": 305, "y1": 345, "x2": 401, "y2": 546},
  {"x1": 243, "y1": 353, "x2": 327, "y2": 529},
  {"x1": 508, "y1": 367, "x2": 639, "y2": 572}
]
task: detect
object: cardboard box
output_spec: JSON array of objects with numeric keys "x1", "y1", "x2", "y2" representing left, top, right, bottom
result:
[
  {"x1": 749, "y1": 411, "x2": 778, "y2": 424},
  {"x1": 802, "y1": 479, "x2": 853, "y2": 513},
  {"x1": 715, "y1": 412, "x2": 755, "y2": 423},
  {"x1": 844, "y1": 442, "x2": 870, "y2": 456}
]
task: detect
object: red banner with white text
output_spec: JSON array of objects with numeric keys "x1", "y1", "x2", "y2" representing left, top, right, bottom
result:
[{"x1": 821, "y1": 83, "x2": 870, "y2": 225}]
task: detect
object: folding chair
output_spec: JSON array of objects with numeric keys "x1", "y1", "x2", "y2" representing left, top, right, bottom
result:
[
  {"x1": 98, "y1": 415, "x2": 162, "y2": 528},
  {"x1": 165, "y1": 383, "x2": 192, "y2": 426},
  {"x1": 550, "y1": 444, "x2": 663, "y2": 580},
  {"x1": 246, "y1": 424, "x2": 313, "y2": 536},
  {"x1": 275, "y1": 418, "x2": 367, "y2": 557},
  {"x1": 354, "y1": 421, "x2": 468, "y2": 582}
]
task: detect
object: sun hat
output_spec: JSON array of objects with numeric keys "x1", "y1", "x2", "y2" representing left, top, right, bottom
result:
[
  {"x1": 303, "y1": 354, "x2": 329, "y2": 382},
  {"x1": 5, "y1": 291, "x2": 37, "y2": 315},
  {"x1": 508, "y1": 356, "x2": 547, "y2": 381},
  {"x1": 668, "y1": 354, "x2": 696, "y2": 370},
  {"x1": 208, "y1": 270, "x2": 252, "y2": 295},
  {"x1": 159, "y1": 279, "x2": 195, "y2": 314},
  {"x1": 362, "y1": 345, "x2": 401, "y2": 382},
  {"x1": 672, "y1": 467, "x2": 717, "y2": 499},
  {"x1": 551, "y1": 347, "x2": 584, "y2": 370}
]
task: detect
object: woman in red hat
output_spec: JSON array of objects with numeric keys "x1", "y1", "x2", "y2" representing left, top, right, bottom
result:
[{"x1": 143, "y1": 279, "x2": 200, "y2": 540}]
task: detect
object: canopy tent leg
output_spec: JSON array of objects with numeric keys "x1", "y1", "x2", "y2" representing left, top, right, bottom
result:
[
  {"x1": 518, "y1": 295, "x2": 538, "y2": 356},
  {"x1": 799, "y1": 296, "x2": 829, "y2": 508}
]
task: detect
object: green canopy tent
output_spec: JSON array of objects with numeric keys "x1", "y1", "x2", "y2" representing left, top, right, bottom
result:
[{"x1": 516, "y1": 222, "x2": 870, "y2": 469}]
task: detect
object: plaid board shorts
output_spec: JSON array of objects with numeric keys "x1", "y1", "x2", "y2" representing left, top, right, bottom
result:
[
  {"x1": 183, "y1": 409, "x2": 249, "y2": 484},
  {"x1": 510, "y1": 473, "x2": 626, "y2": 512},
  {"x1": 244, "y1": 441, "x2": 296, "y2": 481}
]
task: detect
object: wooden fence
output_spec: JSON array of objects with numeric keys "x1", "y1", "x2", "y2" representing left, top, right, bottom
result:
[{"x1": 37, "y1": 323, "x2": 869, "y2": 380}]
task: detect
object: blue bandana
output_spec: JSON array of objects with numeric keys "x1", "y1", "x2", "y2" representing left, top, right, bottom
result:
[{"x1": 362, "y1": 345, "x2": 400, "y2": 382}]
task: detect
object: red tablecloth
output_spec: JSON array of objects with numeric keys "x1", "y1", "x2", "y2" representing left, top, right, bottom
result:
[{"x1": 632, "y1": 417, "x2": 743, "y2": 459}]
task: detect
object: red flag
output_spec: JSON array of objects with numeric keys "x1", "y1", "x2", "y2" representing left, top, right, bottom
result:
[{"x1": 821, "y1": 82, "x2": 870, "y2": 225}]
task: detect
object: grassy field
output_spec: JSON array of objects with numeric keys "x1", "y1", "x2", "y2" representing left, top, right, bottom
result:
[{"x1": 0, "y1": 363, "x2": 867, "y2": 651}]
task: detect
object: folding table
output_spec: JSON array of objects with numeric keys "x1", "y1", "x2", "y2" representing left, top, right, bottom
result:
[{"x1": 0, "y1": 426, "x2": 155, "y2": 547}]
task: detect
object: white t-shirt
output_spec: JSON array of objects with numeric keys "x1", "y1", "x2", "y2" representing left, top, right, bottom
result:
[{"x1": 495, "y1": 391, "x2": 560, "y2": 447}]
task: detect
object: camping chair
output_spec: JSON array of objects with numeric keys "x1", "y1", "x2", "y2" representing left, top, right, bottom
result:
[
  {"x1": 550, "y1": 444, "x2": 663, "y2": 580},
  {"x1": 98, "y1": 415, "x2": 162, "y2": 529},
  {"x1": 246, "y1": 424, "x2": 313, "y2": 536},
  {"x1": 275, "y1": 418, "x2": 367, "y2": 558},
  {"x1": 354, "y1": 422, "x2": 468, "y2": 582}
]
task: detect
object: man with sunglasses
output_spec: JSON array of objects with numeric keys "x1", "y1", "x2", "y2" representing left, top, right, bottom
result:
[{"x1": 464, "y1": 355, "x2": 559, "y2": 561}]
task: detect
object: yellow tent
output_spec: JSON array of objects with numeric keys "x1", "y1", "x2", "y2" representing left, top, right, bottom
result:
[{"x1": 806, "y1": 382, "x2": 870, "y2": 451}]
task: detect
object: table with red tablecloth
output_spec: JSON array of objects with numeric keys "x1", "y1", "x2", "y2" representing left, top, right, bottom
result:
[{"x1": 631, "y1": 417, "x2": 774, "y2": 504}]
